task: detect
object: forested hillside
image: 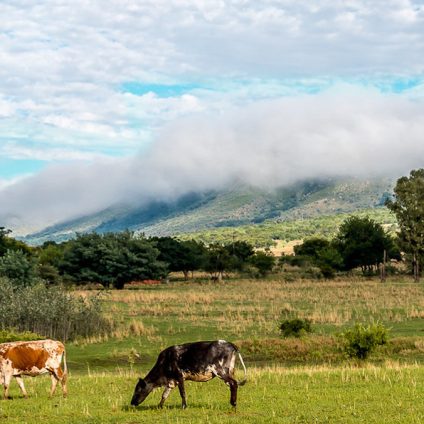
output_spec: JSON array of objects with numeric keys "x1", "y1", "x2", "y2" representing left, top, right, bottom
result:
[{"x1": 22, "y1": 177, "x2": 393, "y2": 245}]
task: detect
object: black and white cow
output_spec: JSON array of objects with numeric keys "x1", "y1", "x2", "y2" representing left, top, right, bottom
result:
[{"x1": 131, "y1": 340, "x2": 247, "y2": 409}]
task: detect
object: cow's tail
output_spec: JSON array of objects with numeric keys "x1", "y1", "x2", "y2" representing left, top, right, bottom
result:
[
  {"x1": 237, "y1": 351, "x2": 247, "y2": 386},
  {"x1": 62, "y1": 348, "x2": 68, "y2": 384}
]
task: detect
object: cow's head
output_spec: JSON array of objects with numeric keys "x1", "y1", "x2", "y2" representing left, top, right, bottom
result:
[{"x1": 131, "y1": 378, "x2": 152, "y2": 406}]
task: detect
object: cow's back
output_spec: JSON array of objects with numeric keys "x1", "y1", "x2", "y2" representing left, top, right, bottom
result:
[{"x1": 0, "y1": 339, "x2": 65, "y2": 376}]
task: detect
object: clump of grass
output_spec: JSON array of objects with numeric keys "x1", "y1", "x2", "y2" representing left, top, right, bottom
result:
[{"x1": 280, "y1": 318, "x2": 312, "y2": 338}]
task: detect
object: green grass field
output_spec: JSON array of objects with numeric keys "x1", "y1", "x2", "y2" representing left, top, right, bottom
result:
[
  {"x1": 1, "y1": 366, "x2": 424, "y2": 423},
  {"x1": 2, "y1": 278, "x2": 424, "y2": 423}
]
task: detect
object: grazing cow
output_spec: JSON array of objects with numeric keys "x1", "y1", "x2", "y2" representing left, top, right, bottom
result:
[
  {"x1": 131, "y1": 340, "x2": 247, "y2": 409},
  {"x1": 0, "y1": 339, "x2": 68, "y2": 399}
]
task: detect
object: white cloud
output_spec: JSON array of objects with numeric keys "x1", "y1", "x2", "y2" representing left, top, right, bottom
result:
[
  {"x1": 1, "y1": 1, "x2": 424, "y2": 233},
  {"x1": 1, "y1": 0, "x2": 424, "y2": 162},
  {"x1": 1, "y1": 86, "x2": 424, "y2": 234}
]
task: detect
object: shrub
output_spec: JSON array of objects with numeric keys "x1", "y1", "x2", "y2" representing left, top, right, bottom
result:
[
  {"x1": 280, "y1": 318, "x2": 312, "y2": 338},
  {"x1": 0, "y1": 278, "x2": 112, "y2": 342},
  {"x1": 0, "y1": 329, "x2": 43, "y2": 343},
  {"x1": 341, "y1": 323, "x2": 389, "y2": 360}
]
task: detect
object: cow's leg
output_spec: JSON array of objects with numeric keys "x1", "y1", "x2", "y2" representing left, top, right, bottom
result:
[
  {"x1": 217, "y1": 369, "x2": 238, "y2": 408},
  {"x1": 177, "y1": 378, "x2": 187, "y2": 409},
  {"x1": 50, "y1": 374, "x2": 59, "y2": 397},
  {"x1": 57, "y1": 366, "x2": 68, "y2": 397},
  {"x1": 158, "y1": 386, "x2": 173, "y2": 408},
  {"x1": 223, "y1": 377, "x2": 238, "y2": 407},
  {"x1": 2, "y1": 372, "x2": 12, "y2": 399},
  {"x1": 50, "y1": 367, "x2": 67, "y2": 398},
  {"x1": 14, "y1": 376, "x2": 28, "y2": 398}
]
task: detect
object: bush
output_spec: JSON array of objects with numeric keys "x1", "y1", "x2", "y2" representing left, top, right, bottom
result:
[
  {"x1": 280, "y1": 318, "x2": 312, "y2": 338},
  {"x1": 0, "y1": 278, "x2": 112, "y2": 341},
  {"x1": 0, "y1": 329, "x2": 43, "y2": 343},
  {"x1": 0, "y1": 249, "x2": 38, "y2": 287},
  {"x1": 341, "y1": 323, "x2": 388, "y2": 360}
]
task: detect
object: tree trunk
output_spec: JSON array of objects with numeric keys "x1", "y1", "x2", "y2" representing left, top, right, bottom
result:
[
  {"x1": 380, "y1": 250, "x2": 387, "y2": 283},
  {"x1": 413, "y1": 253, "x2": 420, "y2": 282}
]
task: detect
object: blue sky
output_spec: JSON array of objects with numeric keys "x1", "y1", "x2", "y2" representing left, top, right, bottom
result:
[{"x1": 1, "y1": 0, "x2": 424, "y2": 232}]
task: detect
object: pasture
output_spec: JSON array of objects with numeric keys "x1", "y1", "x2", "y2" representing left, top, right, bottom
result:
[{"x1": 2, "y1": 278, "x2": 424, "y2": 423}]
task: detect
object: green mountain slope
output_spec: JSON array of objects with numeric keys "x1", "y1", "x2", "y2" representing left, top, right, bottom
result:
[{"x1": 23, "y1": 176, "x2": 394, "y2": 245}]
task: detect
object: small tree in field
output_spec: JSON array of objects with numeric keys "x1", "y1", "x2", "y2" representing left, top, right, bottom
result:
[{"x1": 342, "y1": 323, "x2": 388, "y2": 360}]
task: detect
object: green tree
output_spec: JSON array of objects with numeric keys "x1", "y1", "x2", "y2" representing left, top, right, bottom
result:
[
  {"x1": 0, "y1": 249, "x2": 38, "y2": 287},
  {"x1": 294, "y1": 238, "x2": 330, "y2": 259},
  {"x1": 0, "y1": 227, "x2": 12, "y2": 256},
  {"x1": 61, "y1": 232, "x2": 167, "y2": 289},
  {"x1": 334, "y1": 216, "x2": 399, "y2": 274},
  {"x1": 203, "y1": 243, "x2": 234, "y2": 281},
  {"x1": 226, "y1": 241, "x2": 255, "y2": 271},
  {"x1": 152, "y1": 237, "x2": 206, "y2": 279},
  {"x1": 249, "y1": 250, "x2": 275, "y2": 277},
  {"x1": 0, "y1": 227, "x2": 32, "y2": 257},
  {"x1": 177, "y1": 240, "x2": 207, "y2": 279},
  {"x1": 386, "y1": 169, "x2": 424, "y2": 281},
  {"x1": 294, "y1": 238, "x2": 343, "y2": 278},
  {"x1": 37, "y1": 241, "x2": 65, "y2": 268}
]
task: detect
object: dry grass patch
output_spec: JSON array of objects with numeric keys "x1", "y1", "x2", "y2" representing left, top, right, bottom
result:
[{"x1": 76, "y1": 278, "x2": 424, "y2": 342}]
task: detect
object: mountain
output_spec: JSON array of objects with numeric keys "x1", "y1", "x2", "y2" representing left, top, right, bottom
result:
[{"x1": 22, "y1": 176, "x2": 394, "y2": 245}]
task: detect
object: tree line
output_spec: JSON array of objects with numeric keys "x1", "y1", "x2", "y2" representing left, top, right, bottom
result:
[{"x1": 0, "y1": 168, "x2": 423, "y2": 288}]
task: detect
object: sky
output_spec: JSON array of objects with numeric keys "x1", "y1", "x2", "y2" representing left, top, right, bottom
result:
[{"x1": 1, "y1": 0, "x2": 424, "y2": 233}]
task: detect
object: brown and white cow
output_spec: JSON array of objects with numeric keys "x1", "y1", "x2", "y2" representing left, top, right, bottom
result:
[{"x1": 0, "y1": 339, "x2": 68, "y2": 399}]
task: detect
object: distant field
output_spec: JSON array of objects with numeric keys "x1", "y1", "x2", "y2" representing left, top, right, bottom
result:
[{"x1": 2, "y1": 278, "x2": 424, "y2": 423}]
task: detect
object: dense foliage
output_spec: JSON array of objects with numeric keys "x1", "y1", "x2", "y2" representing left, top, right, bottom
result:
[
  {"x1": 60, "y1": 232, "x2": 167, "y2": 288},
  {"x1": 0, "y1": 249, "x2": 39, "y2": 287},
  {"x1": 334, "y1": 216, "x2": 400, "y2": 273},
  {"x1": 341, "y1": 323, "x2": 388, "y2": 360},
  {"x1": 0, "y1": 278, "x2": 111, "y2": 341},
  {"x1": 386, "y1": 168, "x2": 424, "y2": 281}
]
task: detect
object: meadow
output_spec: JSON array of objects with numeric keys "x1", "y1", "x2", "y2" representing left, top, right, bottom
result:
[{"x1": 2, "y1": 277, "x2": 424, "y2": 423}]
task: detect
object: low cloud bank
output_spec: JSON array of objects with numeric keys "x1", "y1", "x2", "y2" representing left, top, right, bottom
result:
[{"x1": 1, "y1": 87, "x2": 424, "y2": 234}]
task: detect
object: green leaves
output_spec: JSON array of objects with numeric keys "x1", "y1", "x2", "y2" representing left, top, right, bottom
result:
[
  {"x1": 386, "y1": 168, "x2": 424, "y2": 280},
  {"x1": 60, "y1": 232, "x2": 167, "y2": 289},
  {"x1": 334, "y1": 216, "x2": 398, "y2": 273},
  {"x1": 341, "y1": 323, "x2": 389, "y2": 360}
]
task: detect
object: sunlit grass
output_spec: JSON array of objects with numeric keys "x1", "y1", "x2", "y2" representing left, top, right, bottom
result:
[{"x1": 1, "y1": 365, "x2": 424, "y2": 423}]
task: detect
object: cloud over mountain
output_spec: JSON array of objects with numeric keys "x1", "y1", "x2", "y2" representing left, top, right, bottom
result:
[{"x1": 1, "y1": 86, "x2": 424, "y2": 234}]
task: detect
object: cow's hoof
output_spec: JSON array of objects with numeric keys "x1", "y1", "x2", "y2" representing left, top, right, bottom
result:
[{"x1": 182, "y1": 404, "x2": 187, "y2": 410}]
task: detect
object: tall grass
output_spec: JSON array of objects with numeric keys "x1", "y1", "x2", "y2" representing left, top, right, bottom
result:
[
  {"x1": 85, "y1": 278, "x2": 424, "y2": 340},
  {"x1": 0, "y1": 278, "x2": 112, "y2": 341}
]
